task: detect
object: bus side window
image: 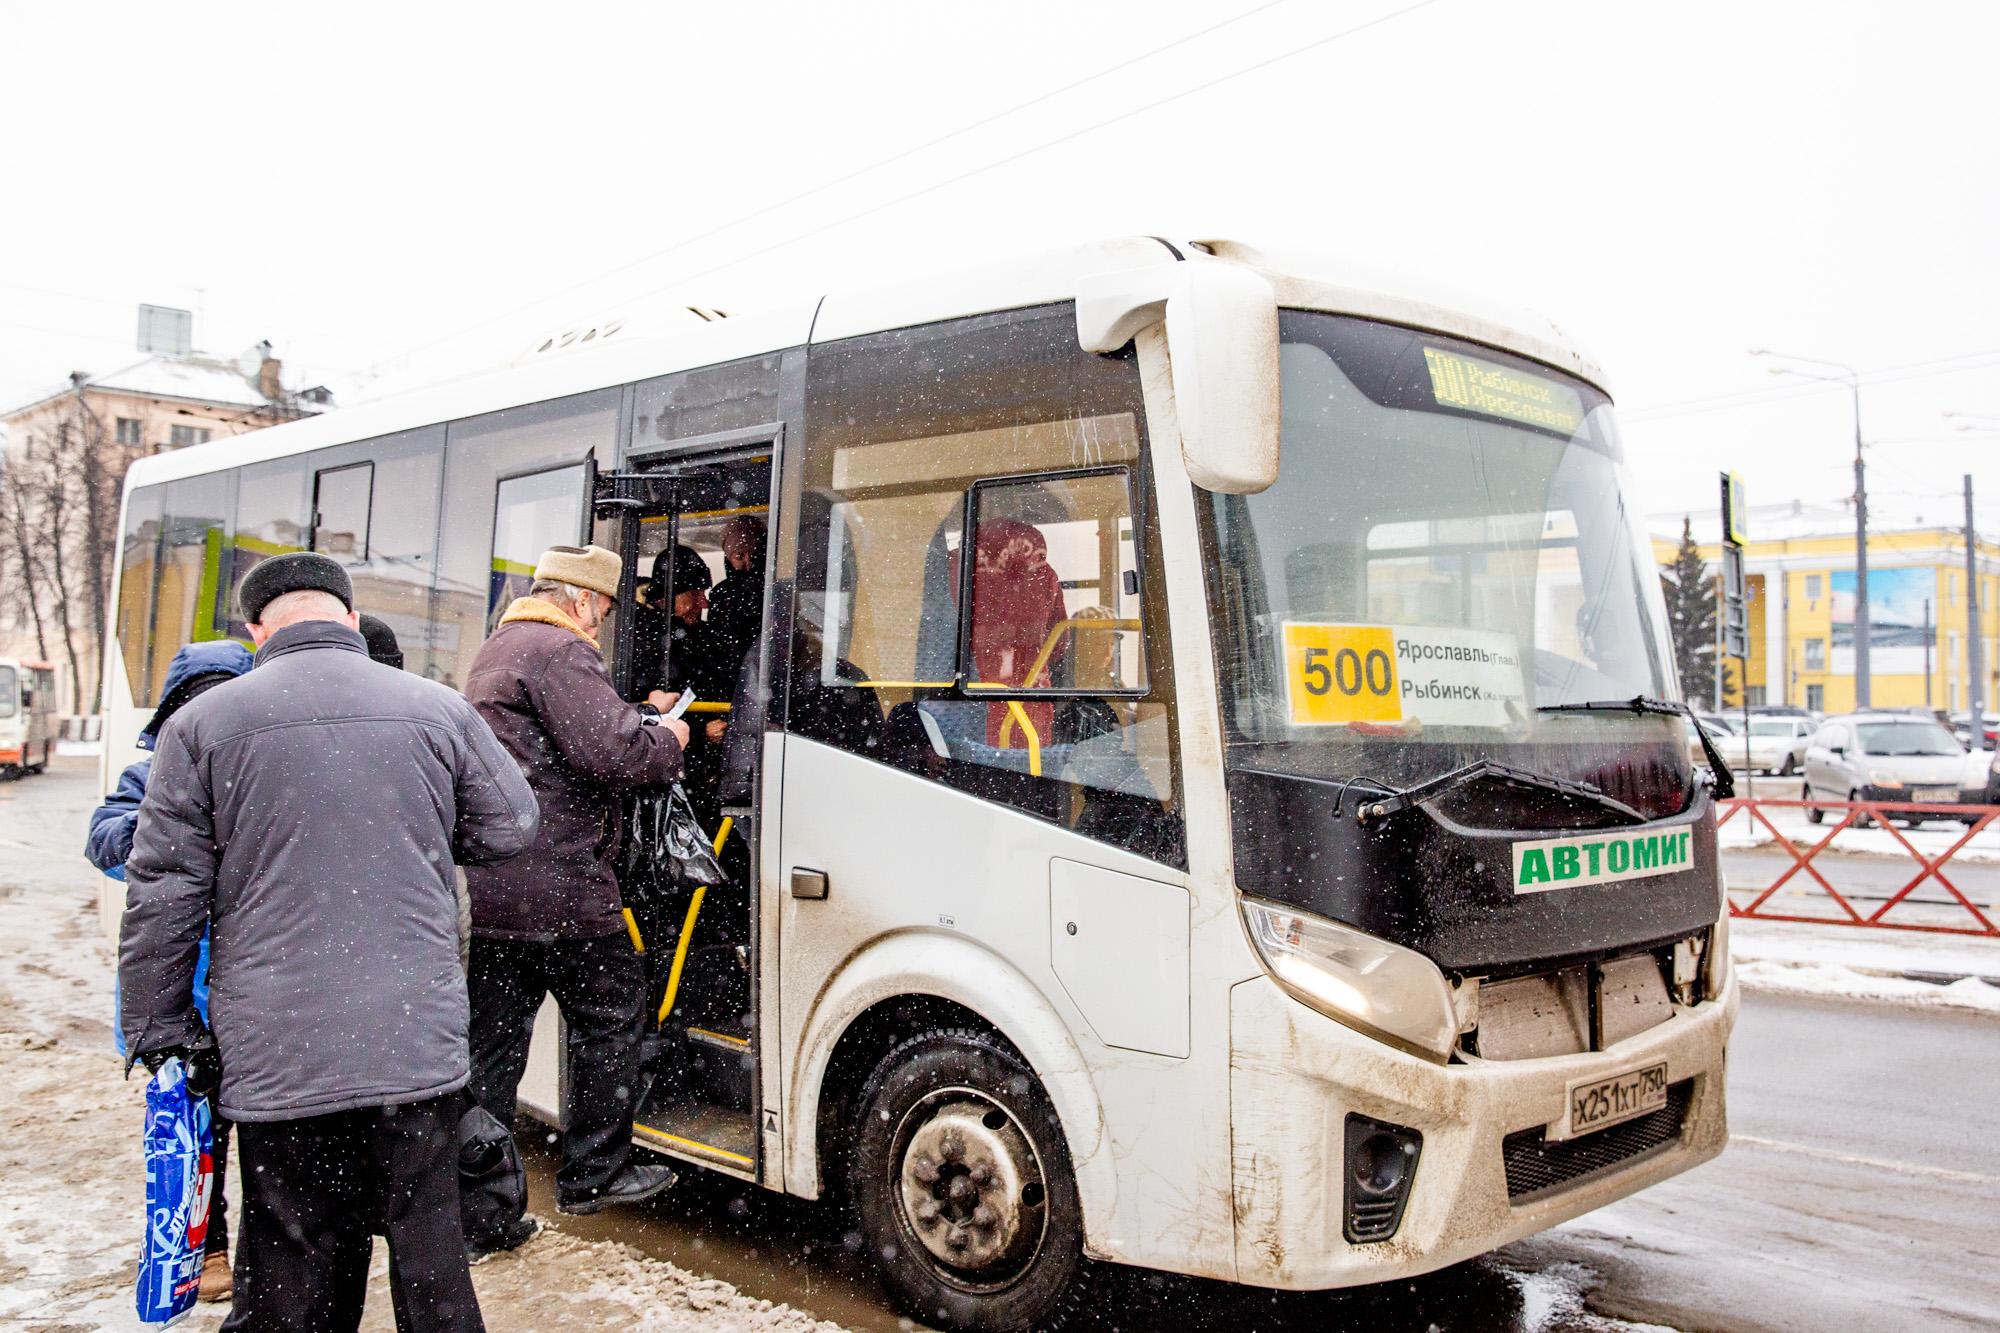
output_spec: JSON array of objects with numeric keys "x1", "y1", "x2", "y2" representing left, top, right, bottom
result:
[
  {"x1": 797, "y1": 307, "x2": 1186, "y2": 867},
  {"x1": 490, "y1": 465, "x2": 589, "y2": 633},
  {"x1": 148, "y1": 471, "x2": 234, "y2": 703},
  {"x1": 435, "y1": 389, "x2": 619, "y2": 689},
  {"x1": 116, "y1": 484, "x2": 166, "y2": 706},
  {"x1": 225, "y1": 457, "x2": 310, "y2": 640}
]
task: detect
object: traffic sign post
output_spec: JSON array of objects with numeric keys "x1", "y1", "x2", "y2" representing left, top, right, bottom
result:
[{"x1": 1720, "y1": 473, "x2": 1750, "y2": 770}]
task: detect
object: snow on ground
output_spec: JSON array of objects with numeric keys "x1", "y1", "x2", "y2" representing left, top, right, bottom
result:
[
  {"x1": 0, "y1": 772, "x2": 852, "y2": 1333},
  {"x1": 1729, "y1": 917, "x2": 2000, "y2": 1014}
]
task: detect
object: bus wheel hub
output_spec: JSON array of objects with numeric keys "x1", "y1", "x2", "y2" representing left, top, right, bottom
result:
[{"x1": 899, "y1": 1096, "x2": 1042, "y2": 1273}]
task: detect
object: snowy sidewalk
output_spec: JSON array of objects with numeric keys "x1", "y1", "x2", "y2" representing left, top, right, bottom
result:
[{"x1": 1730, "y1": 917, "x2": 2000, "y2": 1015}]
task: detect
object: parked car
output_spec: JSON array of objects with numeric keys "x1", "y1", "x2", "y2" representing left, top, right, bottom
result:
[
  {"x1": 1695, "y1": 711, "x2": 1740, "y2": 737},
  {"x1": 1956, "y1": 747, "x2": 1998, "y2": 810},
  {"x1": 1739, "y1": 715, "x2": 1814, "y2": 776},
  {"x1": 1948, "y1": 712, "x2": 1999, "y2": 747},
  {"x1": 1748, "y1": 704, "x2": 1819, "y2": 722},
  {"x1": 1802, "y1": 713, "x2": 1978, "y2": 827},
  {"x1": 1685, "y1": 716, "x2": 1735, "y2": 772}
]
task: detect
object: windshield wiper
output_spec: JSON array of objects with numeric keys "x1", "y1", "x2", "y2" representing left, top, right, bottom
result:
[
  {"x1": 1536, "y1": 694, "x2": 1684, "y2": 718},
  {"x1": 1345, "y1": 759, "x2": 1648, "y2": 827},
  {"x1": 1535, "y1": 694, "x2": 1735, "y2": 799}
]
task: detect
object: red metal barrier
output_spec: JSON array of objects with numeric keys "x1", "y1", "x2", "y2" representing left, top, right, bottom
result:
[{"x1": 1717, "y1": 797, "x2": 2000, "y2": 937}]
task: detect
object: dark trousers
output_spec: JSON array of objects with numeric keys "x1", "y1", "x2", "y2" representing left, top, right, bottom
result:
[
  {"x1": 222, "y1": 1094, "x2": 483, "y2": 1333},
  {"x1": 206, "y1": 1097, "x2": 231, "y2": 1257},
  {"x1": 466, "y1": 932, "x2": 643, "y2": 1202}
]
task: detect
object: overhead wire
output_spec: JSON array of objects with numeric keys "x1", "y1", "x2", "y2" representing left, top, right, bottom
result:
[
  {"x1": 377, "y1": 0, "x2": 1443, "y2": 372},
  {"x1": 614, "y1": 0, "x2": 1442, "y2": 310},
  {"x1": 380, "y1": 0, "x2": 1303, "y2": 365},
  {"x1": 1624, "y1": 349, "x2": 2000, "y2": 423}
]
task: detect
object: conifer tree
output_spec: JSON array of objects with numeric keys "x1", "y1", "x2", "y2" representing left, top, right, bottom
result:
[{"x1": 1660, "y1": 517, "x2": 1719, "y2": 707}]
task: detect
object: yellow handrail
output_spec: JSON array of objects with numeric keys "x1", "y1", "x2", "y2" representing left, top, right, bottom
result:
[
  {"x1": 658, "y1": 887, "x2": 707, "y2": 1024},
  {"x1": 657, "y1": 818, "x2": 734, "y2": 1024},
  {"x1": 969, "y1": 615, "x2": 1140, "y2": 698},
  {"x1": 622, "y1": 908, "x2": 645, "y2": 955},
  {"x1": 1004, "y1": 700, "x2": 1042, "y2": 777}
]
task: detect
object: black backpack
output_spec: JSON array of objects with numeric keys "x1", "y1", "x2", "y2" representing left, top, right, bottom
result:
[{"x1": 457, "y1": 1103, "x2": 527, "y2": 1249}]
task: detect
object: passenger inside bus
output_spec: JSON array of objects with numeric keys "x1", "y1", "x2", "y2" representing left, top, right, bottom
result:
[{"x1": 869, "y1": 480, "x2": 1177, "y2": 861}]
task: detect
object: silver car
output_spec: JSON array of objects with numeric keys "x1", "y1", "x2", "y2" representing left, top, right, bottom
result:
[
  {"x1": 1802, "y1": 713, "x2": 1971, "y2": 826},
  {"x1": 1740, "y1": 715, "x2": 1814, "y2": 776}
]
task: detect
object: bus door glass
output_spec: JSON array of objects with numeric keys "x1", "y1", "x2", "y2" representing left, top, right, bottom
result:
[{"x1": 603, "y1": 446, "x2": 777, "y2": 1177}]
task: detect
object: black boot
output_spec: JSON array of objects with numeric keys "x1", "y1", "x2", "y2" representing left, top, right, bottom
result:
[{"x1": 557, "y1": 1163, "x2": 678, "y2": 1216}]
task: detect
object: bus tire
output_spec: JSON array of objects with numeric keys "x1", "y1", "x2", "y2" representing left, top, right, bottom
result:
[{"x1": 848, "y1": 1027, "x2": 1088, "y2": 1332}]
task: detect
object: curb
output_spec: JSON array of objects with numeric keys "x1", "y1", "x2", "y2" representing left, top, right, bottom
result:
[{"x1": 1865, "y1": 968, "x2": 2000, "y2": 988}]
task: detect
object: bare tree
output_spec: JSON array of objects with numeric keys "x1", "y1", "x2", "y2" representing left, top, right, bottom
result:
[
  {"x1": 0, "y1": 458, "x2": 54, "y2": 663},
  {"x1": 2, "y1": 395, "x2": 126, "y2": 713},
  {"x1": 65, "y1": 391, "x2": 122, "y2": 708}
]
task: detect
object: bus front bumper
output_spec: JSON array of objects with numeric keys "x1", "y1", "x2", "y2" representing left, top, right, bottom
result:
[{"x1": 1227, "y1": 965, "x2": 1735, "y2": 1290}]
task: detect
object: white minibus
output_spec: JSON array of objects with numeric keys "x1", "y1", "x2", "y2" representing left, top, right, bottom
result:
[{"x1": 103, "y1": 238, "x2": 1733, "y2": 1330}]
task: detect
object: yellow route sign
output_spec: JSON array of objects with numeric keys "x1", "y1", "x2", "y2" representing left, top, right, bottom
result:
[
  {"x1": 1423, "y1": 346, "x2": 1584, "y2": 434},
  {"x1": 1282, "y1": 623, "x2": 1401, "y2": 725}
]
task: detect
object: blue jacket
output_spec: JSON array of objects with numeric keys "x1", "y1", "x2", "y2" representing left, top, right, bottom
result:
[
  {"x1": 92, "y1": 640, "x2": 252, "y2": 1056},
  {"x1": 87, "y1": 758, "x2": 150, "y2": 873}
]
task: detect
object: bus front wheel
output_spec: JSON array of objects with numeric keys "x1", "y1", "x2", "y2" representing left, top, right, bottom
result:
[{"x1": 849, "y1": 1028, "x2": 1087, "y2": 1332}]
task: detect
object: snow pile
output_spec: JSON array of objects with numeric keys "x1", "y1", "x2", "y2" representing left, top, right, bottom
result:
[
  {"x1": 1733, "y1": 957, "x2": 2000, "y2": 1012},
  {"x1": 432, "y1": 1230, "x2": 849, "y2": 1333},
  {"x1": 1499, "y1": 1260, "x2": 1677, "y2": 1333},
  {"x1": 1730, "y1": 917, "x2": 2000, "y2": 1013}
]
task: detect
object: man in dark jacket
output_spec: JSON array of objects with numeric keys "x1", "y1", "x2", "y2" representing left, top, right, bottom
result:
[
  {"x1": 463, "y1": 543, "x2": 689, "y2": 1215},
  {"x1": 120, "y1": 552, "x2": 540, "y2": 1333},
  {"x1": 703, "y1": 516, "x2": 765, "y2": 681},
  {"x1": 88, "y1": 637, "x2": 253, "y2": 1305},
  {"x1": 629, "y1": 542, "x2": 713, "y2": 694}
]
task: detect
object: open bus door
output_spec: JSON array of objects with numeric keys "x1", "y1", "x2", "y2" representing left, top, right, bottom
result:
[{"x1": 592, "y1": 441, "x2": 779, "y2": 1180}]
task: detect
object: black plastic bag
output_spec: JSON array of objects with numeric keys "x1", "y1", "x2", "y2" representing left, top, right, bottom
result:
[
  {"x1": 458, "y1": 1103, "x2": 527, "y2": 1250},
  {"x1": 626, "y1": 782, "x2": 728, "y2": 891}
]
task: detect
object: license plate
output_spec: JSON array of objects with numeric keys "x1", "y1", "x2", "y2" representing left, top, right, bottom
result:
[
  {"x1": 1913, "y1": 787, "x2": 1955, "y2": 802},
  {"x1": 1560, "y1": 1062, "x2": 1668, "y2": 1139}
]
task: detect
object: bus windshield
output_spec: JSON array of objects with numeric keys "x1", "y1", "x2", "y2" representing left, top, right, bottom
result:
[
  {"x1": 1204, "y1": 312, "x2": 1689, "y2": 816},
  {"x1": 0, "y1": 666, "x2": 14, "y2": 717}
]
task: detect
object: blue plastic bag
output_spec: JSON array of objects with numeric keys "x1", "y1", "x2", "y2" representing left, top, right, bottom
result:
[{"x1": 137, "y1": 1058, "x2": 214, "y2": 1326}]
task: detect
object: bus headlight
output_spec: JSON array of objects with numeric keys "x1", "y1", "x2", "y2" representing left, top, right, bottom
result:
[{"x1": 1241, "y1": 899, "x2": 1457, "y2": 1062}]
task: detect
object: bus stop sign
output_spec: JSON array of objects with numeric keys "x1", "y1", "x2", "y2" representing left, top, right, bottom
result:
[{"x1": 1720, "y1": 473, "x2": 1748, "y2": 660}]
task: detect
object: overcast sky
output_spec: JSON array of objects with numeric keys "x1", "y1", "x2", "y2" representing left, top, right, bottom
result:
[{"x1": 4, "y1": 1, "x2": 1996, "y2": 533}]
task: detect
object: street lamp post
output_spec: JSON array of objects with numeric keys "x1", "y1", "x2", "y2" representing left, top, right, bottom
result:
[{"x1": 1753, "y1": 350, "x2": 1869, "y2": 708}]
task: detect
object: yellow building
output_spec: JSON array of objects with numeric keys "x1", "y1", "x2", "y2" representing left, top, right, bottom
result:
[{"x1": 1656, "y1": 508, "x2": 2000, "y2": 716}]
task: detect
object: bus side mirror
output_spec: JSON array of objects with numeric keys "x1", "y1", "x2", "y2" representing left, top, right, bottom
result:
[{"x1": 1076, "y1": 261, "x2": 1281, "y2": 494}]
